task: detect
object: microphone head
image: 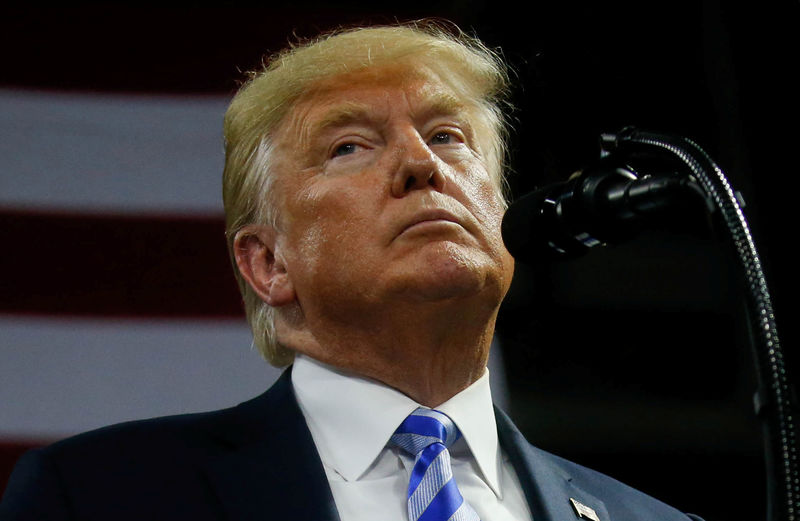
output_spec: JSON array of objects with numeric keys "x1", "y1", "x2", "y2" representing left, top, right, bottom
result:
[
  {"x1": 502, "y1": 185, "x2": 592, "y2": 263},
  {"x1": 501, "y1": 189, "x2": 551, "y2": 263}
]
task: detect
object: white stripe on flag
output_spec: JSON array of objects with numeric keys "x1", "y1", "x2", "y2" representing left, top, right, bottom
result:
[
  {"x1": 0, "y1": 315, "x2": 281, "y2": 439},
  {"x1": 0, "y1": 88, "x2": 229, "y2": 215}
]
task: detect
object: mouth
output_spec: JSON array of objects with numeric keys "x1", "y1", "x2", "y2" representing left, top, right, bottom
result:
[{"x1": 397, "y1": 209, "x2": 464, "y2": 237}]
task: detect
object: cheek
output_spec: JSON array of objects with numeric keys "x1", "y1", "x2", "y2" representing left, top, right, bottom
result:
[
  {"x1": 457, "y1": 165, "x2": 506, "y2": 229},
  {"x1": 455, "y1": 166, "x2": 513, "y2": 278},
  {"x1": 287, "y1": 184, "x2": 377, "y2": 266}
]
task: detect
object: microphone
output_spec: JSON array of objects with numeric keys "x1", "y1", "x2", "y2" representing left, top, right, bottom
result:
[{"x1": 501, "y1": 157, "x2": 701, "y2": 262}]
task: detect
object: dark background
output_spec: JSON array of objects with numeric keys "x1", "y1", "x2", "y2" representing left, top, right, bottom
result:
[{"x1": 3, "y1": 3, "x2": 798, "y2": 520}]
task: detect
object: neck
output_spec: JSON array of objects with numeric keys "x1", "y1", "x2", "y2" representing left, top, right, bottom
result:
[{"x1": 277, "y1": 295, "x2": 499, "y2": 407}]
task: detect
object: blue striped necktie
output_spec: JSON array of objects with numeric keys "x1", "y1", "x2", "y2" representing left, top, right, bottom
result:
[{"x1": 390, "y1": 408, "x2": 481, "y2": 521}]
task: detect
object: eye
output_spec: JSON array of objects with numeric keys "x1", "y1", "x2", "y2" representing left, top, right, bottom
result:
[
  {"x1": 332, "y1": 143, "x2": 358, "y2": 157},
  {"x1": 429, "y1": 131, "x2": 454, "y2": 145}
]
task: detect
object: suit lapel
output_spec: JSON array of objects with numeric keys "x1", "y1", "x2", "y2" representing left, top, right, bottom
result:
[
  {"x1": 496, "y1": 407, "x2": 610, "y2": 521},
  {"x1": 200, "y1": 370, "x2": 611, "y2": 521},
  {"x1": 203, "y1": 369, "x2": 340, "y2": 521}
]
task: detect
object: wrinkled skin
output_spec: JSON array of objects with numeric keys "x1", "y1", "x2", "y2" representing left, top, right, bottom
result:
[{"x1": 235, "y1": 66, "x2": 514, "y2": 406}]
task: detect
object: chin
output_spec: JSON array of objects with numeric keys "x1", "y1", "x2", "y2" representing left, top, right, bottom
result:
[{"x1": 396, "y1": 242, "x2": 505, "y2": 302}]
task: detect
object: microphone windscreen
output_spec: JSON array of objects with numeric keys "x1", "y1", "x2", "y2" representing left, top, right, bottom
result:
[{"x1": 501, "y1": 189, "x2": 554, "y2": 263}]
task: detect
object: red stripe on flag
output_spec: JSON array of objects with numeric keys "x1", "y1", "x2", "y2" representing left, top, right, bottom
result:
[{"x1": 1, "y1": 210, "x2": 244, "y2": 318}]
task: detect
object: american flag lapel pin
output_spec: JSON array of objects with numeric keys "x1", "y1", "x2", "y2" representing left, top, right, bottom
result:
[{"x1": 570, "y1": 497, "x2": 601, "y2": 521}]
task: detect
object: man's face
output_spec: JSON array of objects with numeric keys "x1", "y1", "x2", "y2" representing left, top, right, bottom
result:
[{"x1": 269, "y1": 67, "x2": 514, "y2": 329}]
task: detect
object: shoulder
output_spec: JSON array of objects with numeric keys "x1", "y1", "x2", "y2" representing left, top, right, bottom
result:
[
  {"x1": 0, "y1": 370, "x2": 298, "y2": 519},
  {"x1": 36, "y1": 402, "x2": 237, "y2": 468},
  {"x1": 36, "y1": 368, "x2": 295, "y2": 463},
  {"x1": 0, "y1": 408, "x2": 234, "y2": 520},
  {"x1": 25, "y1": 369, "x2": 296, "y2": 471},
  {"x1": 545, "y1": 448, "x2": 700, "y2": 520}
]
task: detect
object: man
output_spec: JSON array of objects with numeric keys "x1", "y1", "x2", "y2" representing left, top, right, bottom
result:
[{"x1": 0, "y1": 22, "x2": 701, "y2": 521}]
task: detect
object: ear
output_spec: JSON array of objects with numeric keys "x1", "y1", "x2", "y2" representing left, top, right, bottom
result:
[{"x1": 233, "y1": 224, "x2": 296, "y2": 307}]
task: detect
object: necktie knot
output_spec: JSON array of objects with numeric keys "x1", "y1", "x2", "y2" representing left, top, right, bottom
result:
[
  {"x1": 389, "y1": 408, "x2": 480, "y2": 521},
  {"x1": 390, "y1": 407, "x2": 461, "y2": 456}
]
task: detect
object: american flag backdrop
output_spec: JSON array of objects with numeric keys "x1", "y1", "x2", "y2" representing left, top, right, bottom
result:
[
  {"x1": 0, "y1": 7, "x2": 346, "y2": 491},
  {"x1": 0, "y1": 84, "x2": 287, "y2": 489}
]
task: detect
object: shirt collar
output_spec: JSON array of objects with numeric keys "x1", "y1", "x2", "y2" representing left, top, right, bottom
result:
[
  {"x1": 436, "y1": 369, "x2": 503, "y2": 497},
  {"x1": 291, "y1": 354, "x2": 503, "y2": 496}
]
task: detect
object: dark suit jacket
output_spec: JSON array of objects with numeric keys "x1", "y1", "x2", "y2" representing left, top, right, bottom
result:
[{"x1": 0, "y1": 369, "x2": 701, "y2": 521}]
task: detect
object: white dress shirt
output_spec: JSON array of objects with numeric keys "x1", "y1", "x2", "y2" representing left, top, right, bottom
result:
[{"x1": 291, "y1": 354, "x2": 533, "y2": 521}]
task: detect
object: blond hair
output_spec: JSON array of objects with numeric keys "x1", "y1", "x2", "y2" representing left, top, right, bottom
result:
[{"x1": 222, "y1": 21, "x2": 512, "y2": 366}]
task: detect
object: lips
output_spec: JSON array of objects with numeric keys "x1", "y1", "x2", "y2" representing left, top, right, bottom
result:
[{"x1": 397, "y1": 208, "x2": 464, "y2": 238}]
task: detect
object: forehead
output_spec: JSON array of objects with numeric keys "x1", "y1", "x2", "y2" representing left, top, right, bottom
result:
[{"x1": 280, "y1": 66, "x2": 472, "y2": 142}]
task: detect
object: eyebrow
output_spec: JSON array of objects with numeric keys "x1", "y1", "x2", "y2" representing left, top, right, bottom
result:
[
  {"x1": 314, "y1": 103, "x2": 376, "y2": 134},
  {"x1": 302, "y1": 90, "x2": 472, "y2": 146},
  {"x1": 412, "y1": 91, "x2": 469, "y2": 123},
  {"x1": 294, "y1": 102, "x2": 372, "y2": 151}
]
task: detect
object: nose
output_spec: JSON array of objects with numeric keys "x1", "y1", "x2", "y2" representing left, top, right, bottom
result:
[{"x1": 390, "y1": 133, "x2": 446, "y2": 197}]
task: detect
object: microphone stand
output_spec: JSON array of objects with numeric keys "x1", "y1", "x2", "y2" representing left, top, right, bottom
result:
[{"x1": 585, "y1": 128, "x2": 797, "y2": 521}]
